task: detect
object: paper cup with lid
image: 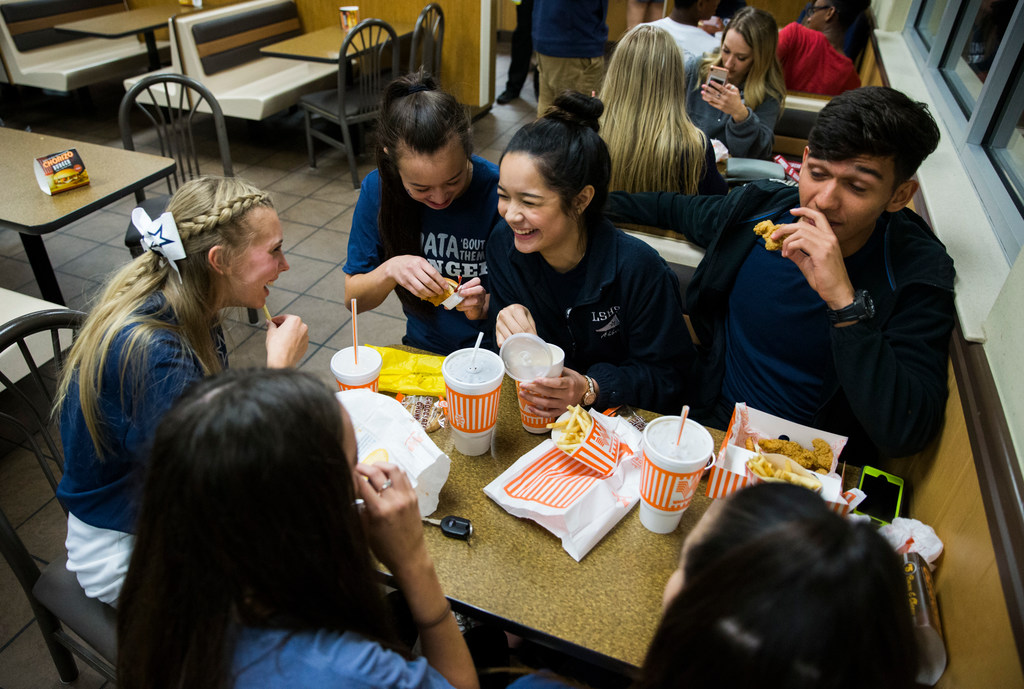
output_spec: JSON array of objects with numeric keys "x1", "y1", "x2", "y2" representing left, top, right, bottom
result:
[
  {"x1": 500, "y1": 334, "x2": 565, "y2": 434},
  {"x1": 442, "y1": 347, "x2": 504, "y2": 456},
  {"x1": 639, "y1": 416, "x2": 714, "y2": 533},
  {"x1": 331, "y1": 346, "x2": 382, "y2": 392}
]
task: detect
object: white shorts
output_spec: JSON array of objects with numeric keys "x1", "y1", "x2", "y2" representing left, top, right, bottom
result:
[{"x1": 65, "y1": 513, "x2": 134, "y2": 606}]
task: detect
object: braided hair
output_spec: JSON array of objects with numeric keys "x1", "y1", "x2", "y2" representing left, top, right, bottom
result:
[{"x1": 56, "y1": 176, "x2": 274, "y2": 458}]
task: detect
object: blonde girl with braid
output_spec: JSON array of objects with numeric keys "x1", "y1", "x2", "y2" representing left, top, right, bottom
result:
[
  {"x1": 55, "y1": 176, "x2": 308, "y2": 604},
  {"x1": 600, "y1": 25, "x2": 727, "y2": 196}
]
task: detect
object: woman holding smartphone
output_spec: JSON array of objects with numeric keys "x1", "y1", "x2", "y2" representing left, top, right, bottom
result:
[{"x1": 685, "y1": 7, "x2": 786, "y2": 160}]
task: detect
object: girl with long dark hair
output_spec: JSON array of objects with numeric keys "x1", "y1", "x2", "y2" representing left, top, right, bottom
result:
[
  {"x1": 343, "y1": 72, "x2": 500, "y2": 354},
  {"x1": 117, "y1": 369, "x2": 478, "y2": 689}
]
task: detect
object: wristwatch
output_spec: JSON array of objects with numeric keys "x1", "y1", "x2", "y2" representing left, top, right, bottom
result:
[
  {"x1": 581, "y1": 376, "x2": 597, "y2": 406},
  {"x1": 826, "y1": 289, "x2": 875, "y2": 325}
]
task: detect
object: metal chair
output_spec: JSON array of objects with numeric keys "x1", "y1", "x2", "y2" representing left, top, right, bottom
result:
[
  {"x1": 299, "y1": 18, "x2": 400, "y2": 188},
  {"x1": 0, "y1": 308, "x2": 117, "y2": 683},
  {"x1": 410, "y1": 3, "x2": 444, "y2": 78},
  {"x1": 118, "y1": 74, "x2": 257, "y2": 323}
]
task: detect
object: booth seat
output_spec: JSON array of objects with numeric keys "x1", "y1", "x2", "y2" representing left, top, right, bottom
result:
[
  {"x1": 126, "y1": 0, "x2": 333, "y2": 121},
  {"x1": 0, "y1": 0, "x2": 166, "y2": 92}
]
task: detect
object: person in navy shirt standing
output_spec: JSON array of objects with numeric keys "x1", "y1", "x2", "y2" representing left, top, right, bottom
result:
[{"x1": 344, "y1": 72, "x2": 500, "y2": 355}]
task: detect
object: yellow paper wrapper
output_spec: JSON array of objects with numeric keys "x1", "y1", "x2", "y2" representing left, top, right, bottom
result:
[{"x1": 367, "y1": 345, "x2": 445, "y2": 397}]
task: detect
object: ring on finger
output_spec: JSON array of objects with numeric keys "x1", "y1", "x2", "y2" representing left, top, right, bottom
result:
[{"x1": 379, "y1": 479, "x2": 393, "y2": 492}]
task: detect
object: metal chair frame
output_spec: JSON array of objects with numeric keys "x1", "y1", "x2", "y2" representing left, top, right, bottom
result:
[
  {"x1": 300, "y1": 18, "x2": 400, "y2": 188},
  {"x1": 0, "y1": 308, "x2": 116, "y2": 683},
  {"x1": 410, "y1": 3, "x2": 444, "y2": 78}
]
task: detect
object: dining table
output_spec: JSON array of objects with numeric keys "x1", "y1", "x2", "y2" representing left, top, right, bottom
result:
[
  {"x1": 374, "y1": 367, "x2": 721, "y2": 679},
  {"x1": 55, "y1": 5, "x2": 188, "y2": 72},
  {"x1": 0, "y1": 129, "x2": 175, "y2": 305},
  {"x1": 259, "y1": 21, "x2": 417, "y2": 64}
]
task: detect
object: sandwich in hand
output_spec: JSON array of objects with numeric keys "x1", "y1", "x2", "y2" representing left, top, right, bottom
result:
[{"x1": 422, "y1": 277, "x2": 464, "y2": 310}]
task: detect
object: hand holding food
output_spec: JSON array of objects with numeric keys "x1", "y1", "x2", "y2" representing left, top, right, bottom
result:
[
  {"x1": 548, "y1": 404, "x2": 593, "y2": 454},
  {"x1": 265, "y1": 314, "x2": 309, "y2": 368},
  {"x1": 453, "y1": 277, "x2": 487, "y2": 319},
  {"x1": 421, "y1": 277, "x2": 464, "y2": 310},
  {"x1": 779, "y1": 207, "x2": 856, "y2": 310},
  {"x1": 752, "y1": 219, "x2": 786, "y2": 251},
  {"x1": 384, "y1": 255, "x2": 452, "y2": 301}
]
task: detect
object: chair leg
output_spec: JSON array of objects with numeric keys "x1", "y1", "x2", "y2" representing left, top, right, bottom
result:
[
  {"x1": 340, "y1": 120, "x2": 360, "y2": 190},
  {"x1": 32, "y1": 604, "x2": 80, "y2": 683},
  {"x1": 303, "y1": 108, "x2": 318, "y2": 169}
]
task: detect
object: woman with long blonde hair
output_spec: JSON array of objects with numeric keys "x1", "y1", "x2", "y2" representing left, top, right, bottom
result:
[
  {"x1": 686, "y1": 6, "x2": 787, "y2": 160},
  {"x1": 601, "y1": 24, "x2": 727, "y2": 195},
  {"x1": 55, "y1": 176, "x2": 309, "y2": 605}
]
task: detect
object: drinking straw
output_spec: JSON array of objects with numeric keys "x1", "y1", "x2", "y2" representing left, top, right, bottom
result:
[
  {"x1": 469, "y1": 331, "x2": 484, "y2": 369},
  {"x1": 262, "y1": 304, "x2": 273, "y2": 322},
  {"x1": 351, "y1": 298, "x2": 358, "y2": 365},
  {"x1": 675, "y1": 405, "x2": 690, "y2": 445}
]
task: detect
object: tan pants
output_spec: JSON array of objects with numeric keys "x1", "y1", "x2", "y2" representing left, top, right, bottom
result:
[{"x1": 535, "y1": 53, "x2": 605, "y2": 117}]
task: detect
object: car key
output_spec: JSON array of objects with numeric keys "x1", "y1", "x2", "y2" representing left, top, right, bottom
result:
[{"x1": 423, "y1": 515, "x2": 473, "y2": 540}]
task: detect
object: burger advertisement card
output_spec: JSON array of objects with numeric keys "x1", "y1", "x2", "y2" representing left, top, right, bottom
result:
[{"x1": 34, "y1": 148, "x2": 90, "y2": 195}]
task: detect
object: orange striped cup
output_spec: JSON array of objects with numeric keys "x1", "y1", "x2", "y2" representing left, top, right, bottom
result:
[
  {"x1": 638, "y1": 416, "x2": 714, "y2": 533},
  {"x1": 442, "y1": 348, "x2": 504, "y2": 456},
  {"x1": 565, "y1": 412, "x2": 620, "y2": 476}
]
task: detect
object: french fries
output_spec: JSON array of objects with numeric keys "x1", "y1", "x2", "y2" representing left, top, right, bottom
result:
[
  {"x1": 547, "y1": 404, "x2": 593, "y2": 454},
  {"x1": 746, "y1": 454, "x2": 821, "y2": 492}
]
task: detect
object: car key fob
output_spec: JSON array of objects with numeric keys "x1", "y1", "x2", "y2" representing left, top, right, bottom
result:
[{"x1": 424, "y1": 515, "x2": 473, "y2": 540}]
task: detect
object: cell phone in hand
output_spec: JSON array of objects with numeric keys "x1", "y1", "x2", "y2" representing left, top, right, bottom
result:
[{"x1": 706, "y1": 66, "x2": 728, "y2": 87}]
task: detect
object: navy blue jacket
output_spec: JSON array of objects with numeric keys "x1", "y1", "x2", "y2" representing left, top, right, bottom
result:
[
  {"x1": 608, "y1": 181, "x2": 956, "y2": 464},
  {"x1": 487, "y1": 217, "x2": 692, "y2": 415},
  {"x1": 533, "y1": 0, "x2": 608, "y2": 58}
]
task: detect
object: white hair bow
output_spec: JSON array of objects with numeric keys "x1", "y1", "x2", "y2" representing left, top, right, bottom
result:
[{"x1": 132, "y1": 207, "x2": 187, "y2": 283}]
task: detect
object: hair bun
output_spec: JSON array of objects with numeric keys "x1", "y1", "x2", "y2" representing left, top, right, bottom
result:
[{"x1": 546, "y1": 91, "x2": 604, "y2": 133}]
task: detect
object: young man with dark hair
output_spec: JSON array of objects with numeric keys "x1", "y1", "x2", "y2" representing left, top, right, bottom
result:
[
  {"x1": 777, "y1": 0, "x2": 870, "y2": 96},
  {"x1": 608, "y1": 87, "x2": 954, "y2": 465}
]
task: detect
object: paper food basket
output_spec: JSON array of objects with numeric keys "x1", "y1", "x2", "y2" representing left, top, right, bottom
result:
[
  {"x1": 484, "y1": 411, "x2": 643, "y2": 561},
  {"x1": 705, "y1": 403, "x2": 865, "y2": 516}
]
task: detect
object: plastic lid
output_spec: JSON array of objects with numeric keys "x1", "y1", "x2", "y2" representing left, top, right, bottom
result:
[{"x1": 500, "y1": 333, "x2": 552, "y2": 381}]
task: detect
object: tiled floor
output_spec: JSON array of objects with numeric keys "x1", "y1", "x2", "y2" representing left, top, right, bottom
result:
[{"x1": 0, "y1": 51, "x2": 538, "y2": 687}]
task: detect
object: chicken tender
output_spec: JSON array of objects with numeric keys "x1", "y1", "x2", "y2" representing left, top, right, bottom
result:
[
  {"x1": 753, "y1": 220, "x2": 785, "y2": 251},
  {"x1": 753, "y1": 437, "x2": 834, "y2": 473}
]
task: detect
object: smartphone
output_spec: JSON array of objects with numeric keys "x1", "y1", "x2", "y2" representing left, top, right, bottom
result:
[
  {"x1": 706, "y1": 66, "x2": 728, "y2": 87},
  {"x1": 854, "y1": 466, "x2": 905, "y2": 525}
]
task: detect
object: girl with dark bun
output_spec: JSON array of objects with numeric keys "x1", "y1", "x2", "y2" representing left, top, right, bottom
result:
[
  {"x1": 344, "y1": 71, "x2": 500, "y2": 354},
  {"x1": 117, "y1": 369, "x2": 479, "y2": 689},
  {"x1": 487, "y1": 91, "x2": 692, "y2": 415}
]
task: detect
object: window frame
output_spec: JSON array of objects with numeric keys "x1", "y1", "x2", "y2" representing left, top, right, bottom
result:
[{"x1": 906, "y1": 0, "x2": 1024, "y2": 263}]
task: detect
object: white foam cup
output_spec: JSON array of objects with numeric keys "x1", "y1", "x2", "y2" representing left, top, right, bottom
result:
[
  {"x1": 639, "y1": 416, "x2": 714, "y2": 534},
  {"x1": 442, "y1": 348, "x2": 504, "y2": 456},
  {"x1": 330, "y1": 346, "x2": 382, "y2": 392}
]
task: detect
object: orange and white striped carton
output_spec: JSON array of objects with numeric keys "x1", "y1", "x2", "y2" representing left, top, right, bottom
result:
[
  {"x1": 705, "y1": 403, "x2": 865, "y2": 516},
  {"x1": 564, "y1": 411, "x2": 621, "y2": 476},
  {"x1": 483, "y1": 413, "x2": 643, "y2": 561}
]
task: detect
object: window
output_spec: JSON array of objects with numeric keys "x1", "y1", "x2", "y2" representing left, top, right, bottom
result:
[{"x1": 908, "y1": 0, "x2": 1024, "y2": 262}]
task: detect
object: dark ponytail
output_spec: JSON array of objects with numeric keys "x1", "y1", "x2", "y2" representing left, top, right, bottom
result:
[
  {"x1": 502, "y1": 91, "x2": 611, "y2": 244},
  {"x1": 375, "y1": 71, "x2": 473, "y2": 317}
]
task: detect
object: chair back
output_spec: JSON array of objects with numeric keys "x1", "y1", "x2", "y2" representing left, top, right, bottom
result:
[
  {"x1": 119, "y1": 73, "x2": 234, "y2": 201},
  {"x1": 337, "y1": 18, "x2": 400, "y2": 124},
  {"x1": 0, "y1": 308, "x2": 116, "y2": 683},
  {"x1": 410, "y1": 3, "x2": 444, "y2": 78}
]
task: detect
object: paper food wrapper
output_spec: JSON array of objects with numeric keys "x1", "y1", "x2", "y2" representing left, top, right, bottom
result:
[
  {"x1": 338, "y1": 389, "x2": 450, "y2": 516},
  {"x1": 35, "y1": 149, "x2": 89, "y2": 195},
  {"x1": 484, "y1": 411, "x2": 643, "y2": 561},
  {"x1": 706, "y1": 403, "x2": 864, "y2": 516}
]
